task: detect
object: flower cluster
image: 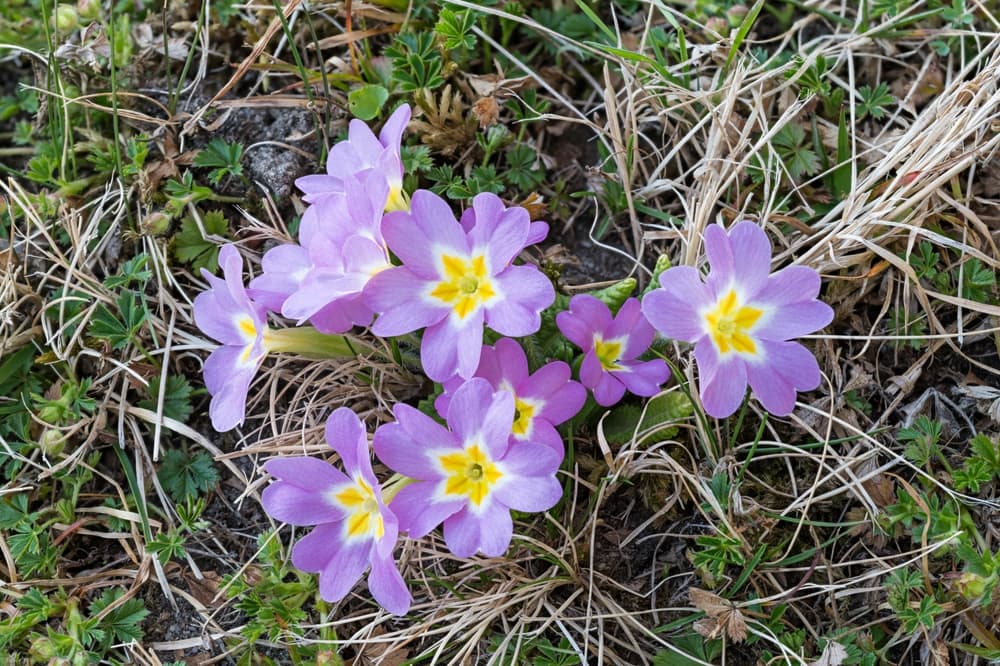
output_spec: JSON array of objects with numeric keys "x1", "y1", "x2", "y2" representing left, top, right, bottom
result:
[{"x1": 193, "y1": 105, "x2": 833, "y2": 616}]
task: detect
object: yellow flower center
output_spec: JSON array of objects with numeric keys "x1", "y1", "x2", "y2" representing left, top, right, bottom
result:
[
  {"x1": 385, "y1": 183, "x2": 409, "y2": 212},
  {"x1": 429, "y1": 254, "x2": 497, "y2": 320},
  {"x1": 236, "y1": 316, "x2": 268, "y2": 364},
  {"x1": 593, "y1": 336, "x2": 624, "y2": 371},
  {"x1": 438, "y1": 444, "x2": 503, "y2": 507},
  {"x1": 511, "y1": 397, "x2": 537, "y2": 437},
  {"x1": 704, "y1": 289, "x2": 763, "y2": 356},
  {"x1": 333, "y1": 478, "x2": 385, "y2": 540}
]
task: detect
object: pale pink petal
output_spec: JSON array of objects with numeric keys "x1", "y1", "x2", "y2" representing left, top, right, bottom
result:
[
  {"x1": 700, "y1": 356, "x2": 747, "y2": 418},
  {"x1": 755, "y1": 265, "x2": 821, "y2": 306},
  {"x1": 497, "y1": 441, "x2": 562, "y2": 478},
  {"x1": 532, "y1": 376, "x2": 586, "y2": 426},
  {"x1": 469, "y1": 194, "x2": 530, "y2": 268},
  {"x1": 206, "y1": 350, "x2": 259, "y2": 431},
  {"x1": 289, "y1": 523, "x2": 342, "y2": 572},
  {"x1": 374, "y1": 411, "x2": 458, "y2": 480},
  {"x1": 762, "y1": 339, "x2": 823, "y2": 391},
  {"x1": 494, "y1": 472, "x2": 562, "y2": 514},
  {"x1": 445, "y1": 377, "x2": 497, "y2": 444},
  {"x1": 421, "y1": 319, "x2": 462, "y2": 382},
  {"x1": 593, "y1": 372, "x2": 626, "y2": 406},
  {"x1": 746, "y1": 362, "x2": 797, "y2": 416},
  {"x1": 368, "y1": 551, "x2": 411, "y2": 615},
  {"x1": 703, "y1": 224, "x2": 735, "y2": 294},
  {"x1": 616, "y1": 359, "x2": 670, "y2": 397},
  {"x1": 487, "y1": 265, "x2": 553, "y2": 336},
  {"x1": 755, "y1": 300, "x2": 833, "y2": 341},
  {"x1": 727, "y1": 221, "x2": 772, "y2": 296},
  {"x1": 443, "y1": 501, "x2": 512, "y2": 558},
  {"x1": 607, "y1": 299, "x2": 655, "y2": 358},
  {"x1": 389, "y1": 482, "x2": 464, "y2": 538},
  {"x1": 409, "y1": 190, "x2": 469, "y2": 255},
  {"x1": 325, "y1": 407, "x2": 366, "y2": 471},
  {"x1": 455, "y1": 310, "x2": 486, "y2": 380},
  {"x1": 489, "y1": 338, "x2": 530, "y2": 388},
  {"x1": 316, "y1": 538, "x2": 371, "y2": 603},
  {"x1": 381, "y1": 211, "x2": 451, "y2": 280},
  {"x1": 579, "y1": 351, "x2": 604, "y2": 391},
  {"x1": 515, "y1": 421, "x2": 566, "y2": 456},
  {"x1": 556, "y1": 309, "x2": 596, "y2": 350},
  {"x1": 265, "y1": 456, "x2": 350, "y2": 491},
  {"x1": 261, "y1": 480, "x2": 345, "y2": 526},
  {"x1": 366, "y1": 268, "x2": 446, "y2": 336},
  {"x1": 378, "y1": 103, "x2": 411, "y2": 150},
  {"x1": 642, "y1": 266, "x2": 713, "y2": 343},
  {"x1": 527, "y1": 221, "x2": 549, "y2": 245}
]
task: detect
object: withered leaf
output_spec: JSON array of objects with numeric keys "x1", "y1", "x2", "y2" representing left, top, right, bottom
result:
[{"x1": 689, "y1": 587, "x2": 747, "y2": 642}]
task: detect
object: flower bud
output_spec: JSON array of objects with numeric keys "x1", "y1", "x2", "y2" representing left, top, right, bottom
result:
[
  {"x1": 39, "y1": 429, "x2": 66, "y2": 457},
  {"x1": 956, "y1": 572, "x2": 987, "y2": 600},
  {"x1": 726, "y1": 5, "x2": 749, "y2": 27},
  {"x1": 141, "y1": 211, "x2": 171, "y2": 236},
  {"x1": 55, "y1": 4, "x2": 79, "y2": 31},
  {"x1": 77, "y1": 0, "x2": 101, "y2": 21}
]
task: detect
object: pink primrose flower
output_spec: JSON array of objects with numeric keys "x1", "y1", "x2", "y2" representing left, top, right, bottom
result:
[
  {"x1": 373, "y1": 378, "x2": 563, "y2": 558},
  {"x1": 295, "y1": 103, "x2": 411, "y2": 212},
  {"x1": 641, "y1": 221, "x2": 834, "y2": 418},
  {"x1": 261, "y1": 407, "x2": 411, "y2": 615},
  {"x1": 556, "y1": 295, "x2": 670, "y2": 407},
  {"x1": 363, "y1": 190, "x2": 555, "y2": 382},
  {"x1": 435, "y1": 338, "x2": 586, "y2": 456},
  {"x1": 248, "y1": 170, "x2": 393, "y2": 333},
  {"x1": 193, "y1": 244, "x2": 270, "y2": 431}
]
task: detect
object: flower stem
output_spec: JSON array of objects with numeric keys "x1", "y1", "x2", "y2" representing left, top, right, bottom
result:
[
  {"x1": 381, "y1": 473, "x2": 416, "y2": 505},
  {"x1": 264, "y1": 326, "x2": 375, "y2": 359}
]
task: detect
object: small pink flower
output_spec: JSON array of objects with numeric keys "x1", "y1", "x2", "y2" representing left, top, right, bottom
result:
[
  {"x1": 295, "y1": 104, "x2": 411, "y2": 212},
  {"x1": 364, "y1": 191, "x2": 554, "y2": 382},
  {"x1": 262, "y1": 408, "x2": 411, "y2": 615},
  {"x1": 556, "y1": 295, "x2": 670, "y2": 406},
  {"x1": 193, "y1": 245, "x2": 270, "y2": 431},
  {"x1": 373, "y1": 379, "x2": 562, "y2": 558},
  {"x1": 435, "y1": 338, "x2": 586, "y2": 456},
  {"x1": 642, "y1": 221, "x2": 834, "y2": 418}
]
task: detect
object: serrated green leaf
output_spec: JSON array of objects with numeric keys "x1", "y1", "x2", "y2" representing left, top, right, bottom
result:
[
  {"x1": 172, "y1": 211, "x2": 229, "y2": 272},
  {"x1": 158, "y1": 449, "x2": 220, "y2": 503},
  {"x1": 642, "y1": 255, "x2": 673, "y2": 295},
  {"x1": 601, "y1": 392, "x2": 694, "y2": 445},
  {"x1": 138, "y1": 375, "x2": 194, "y2": 423},
  {"x1": 592, "y1": 278, "x2": 636, "y2": 314}
]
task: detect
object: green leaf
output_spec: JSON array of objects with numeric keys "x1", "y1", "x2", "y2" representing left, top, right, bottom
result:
[
  {"x1": 602, "y1": 393, "x2": 694, "y2": 445},
  {"x1": 856, "y1": 82, "x2": 895, "y2": 120},
  {"x1": 89, "y1": 588, "x2": 149, "y2": 646},
  {"x1": 158, "y1": 449, "x2": 220, "y2": 503},
  {"x1": 89, "y1": 292, "x2": 148, "y2": 350},
  {"x1": 104, "y1": 253, "x2": 152, "y2": 289},
  {"x1": 592, "y1": 278, "x2": 636, "y2": 314},
  {"x1": 970, "y1": 433, "x2": 1000, "y2": 472},
  {"x1": 348, "y1": 84, "x2": 389, "y2": 121},
  {"x1": 138, "y1": 375, "x2": 194, "y2": 423},
  {"x1": 193, "y1": 139, "x2": 245, "y2": 185},
  {"x1": 830, "y1": 107, "x2": 852, "y2": 198},
  {"x1": 172, "y1": 210, "x2": 229, "y2": 272}
]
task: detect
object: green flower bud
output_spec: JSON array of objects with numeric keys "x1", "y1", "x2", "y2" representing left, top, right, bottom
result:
[
  {"x1": 38, "y1": 403, "x2": 67, "y2": 425},
  {"x1": 726, "y1": 5, "x2": 749, "y2": 27},
  {"x1": 141, "y1": 211, "x2": 171, "y2": 236},
  {"x1": 55, "y1": 4, "x2": 79, "y2": 31},
  {"x1": 28, "y1": 636, "x2": 57, "y2": 662},
  {"x1": 77, "y1": 0, "x2": 101, "y2": 21},
  {"x1": 39, "y1": 429, "x2": 66, "y2": 458},
  {"x1": 957, "y1": 572, "x2": 987, "y2": 600}
]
